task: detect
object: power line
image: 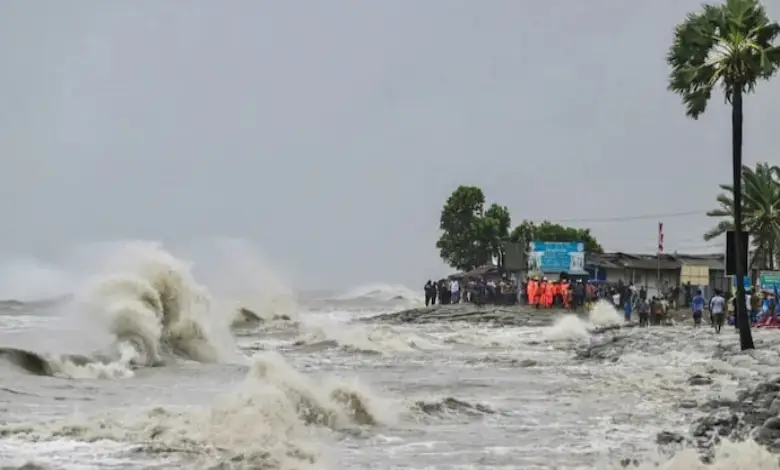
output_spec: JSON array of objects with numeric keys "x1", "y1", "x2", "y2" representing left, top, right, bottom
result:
[{"x1": 552, "y1": 210, "x2": 707, "y2": 224}]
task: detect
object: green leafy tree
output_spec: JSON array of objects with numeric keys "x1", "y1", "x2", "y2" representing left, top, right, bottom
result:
[
  {"x1": 704, "y1": 163, "x2": 780, "y2": 270},
  {"x1": 436, "y1": 186, "x2": 511, "y2": 270},
  {"x1": 483, "y1": 204, "x2": 512, "y2": 266},
  {"x1": 667, "y1": 0, "x2": 780, "y2": 350},
  {"x1": 509, "y1": 220, "x2": 603, "y2": 254}
]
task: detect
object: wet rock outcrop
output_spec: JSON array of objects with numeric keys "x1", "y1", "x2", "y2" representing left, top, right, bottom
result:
[
  {"x1": 684, "y1": 376, "x2": 780, "y2": 454},
  {"x1": 230, "y1": 307, "x2": 291, "y2": 327},
  {"x1": 365, "y1": 304, "x2": 587, "y2": 327},
  {"x1": 657, "y1": 334, "x2": 780, "y2": 461}
]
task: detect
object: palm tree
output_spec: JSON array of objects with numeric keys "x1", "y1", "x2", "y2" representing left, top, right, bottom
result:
[
  {"x1": 704, "y1": 163, "x2": 780, "y2": 270},
  {"x1": 668, "y1": 0, "x2": 780, "y2": 350}
]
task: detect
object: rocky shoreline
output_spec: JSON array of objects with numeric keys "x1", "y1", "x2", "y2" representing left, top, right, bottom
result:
[
  {"x1": 364, "y1": 303, "x2": 594, "y2": 327},
  {"x1": 366, "y1": 303, "x2": 696, "y2": 328},
  {"x1": 655, "y1": 338, "x2": 780, "y2": 463},
  {"x1": 652, "y1": 377, "x2": 780, "y2": 464},
  {"x1": 370, "y1": 304, "x2": 780, "y2": 463}
]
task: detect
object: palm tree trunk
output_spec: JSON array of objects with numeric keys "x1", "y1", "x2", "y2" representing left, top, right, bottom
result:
[{"x1": 733, "y1": 86, "x2": 755, "y2": 351}]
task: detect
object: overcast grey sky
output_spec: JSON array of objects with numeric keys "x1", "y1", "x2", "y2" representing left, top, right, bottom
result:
[{"x1": 2, "y1": 0, "x2": 780, "y2": 290}]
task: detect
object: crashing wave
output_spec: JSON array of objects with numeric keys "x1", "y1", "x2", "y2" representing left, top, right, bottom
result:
[
  {"x1": 0, "y1": 242, "x2": 236, "y2": 378},
  {"x1": 0, "y1": 352, "x2": 394, "y2": 468}
]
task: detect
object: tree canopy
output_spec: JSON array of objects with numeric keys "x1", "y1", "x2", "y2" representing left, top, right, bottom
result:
[
  {"x1": 436, "y1": 185, "x2": 602, "y2": 270},
  {"x1": 509, "y1": 220, "x2": 604, "y2": 254},
  {"x1": 667, "y1": 0, "x2": 780, "y2": 119},
  {"x1": 435, "y1": 186, "x2": 511, "y2": 271}
]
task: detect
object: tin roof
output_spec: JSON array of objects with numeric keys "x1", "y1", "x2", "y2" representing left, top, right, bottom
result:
[{"x1": 587, "y1": 252, "x2": 724, "y2": 271}]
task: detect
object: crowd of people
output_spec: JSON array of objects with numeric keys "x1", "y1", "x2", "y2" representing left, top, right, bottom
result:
[
  {"x1": 423, "y1": 275, "x2": 685, "y2": 326},
  {"x1": 689, "y1": 286, "x2": 780, "y2": 330},
  {"x1": 746, "y1": 288, "x2": 780, "y2": 326},
  {"x1": 423, "y1": 272, "x2": 780, "y2": 333},
  {"x1": 423, "y1": 277, "x2": 519, "y2": 306}
]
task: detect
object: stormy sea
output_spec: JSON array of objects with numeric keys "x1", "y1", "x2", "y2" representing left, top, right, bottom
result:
[{"x1": 1, "y1": 240, "x2": 779, "y2": 469}]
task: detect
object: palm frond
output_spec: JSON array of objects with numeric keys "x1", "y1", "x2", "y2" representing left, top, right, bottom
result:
[
  {"x1": 668, "y1": 0, "x2": 780, "y2": 117},
  {"x1": 704, "y1": 162, "x2": 780, "y2": 268},
  {"x1": 707, "y1": 209, "x2": 732, "y2": 217},
  {"x1": 704, "y1": 219, "x2": 734, "y2": 241}
]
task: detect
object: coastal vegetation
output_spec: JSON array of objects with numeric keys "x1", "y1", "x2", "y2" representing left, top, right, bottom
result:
[
  {"x1": 668, "y1": 0, "x2": 780, "y2": 350},
  {"x1": 704, "y1": 162, "x2": 780, "y2": 270},
  {"x1": 436, "y1": 185, "x2": 601, "y2": 271},
  {"x1": 509, "y1": 221, "x2": 603, "y2": 254}
]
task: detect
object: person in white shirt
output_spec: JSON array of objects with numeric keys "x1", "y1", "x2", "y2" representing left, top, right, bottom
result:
[
  {"x1": 450, "y1": 279, "x2": 460, "y2": 304},
  {"x1": 709, "y1": 290, "x2": 726, "y2": 334}
]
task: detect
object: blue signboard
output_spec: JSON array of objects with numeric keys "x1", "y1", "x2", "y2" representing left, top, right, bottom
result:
[{"x1": 528, "y1": 241, "x2": 586, "y2": 273}]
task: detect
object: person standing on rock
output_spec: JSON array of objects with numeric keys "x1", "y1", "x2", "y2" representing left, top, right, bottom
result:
[
  {"x1": 439, "y1": 280, "x2": 450, "y2": 305},
  {"x1": 709, "y1": 289, "x2": 726, "y2": 334},
  {"x1": 449, "y1": 279, "x2": 460, "y2": 304},
  {"x1": 424, "y1": 280, "x2": 437, "y2": 306},
  {"x1": 572, "y1": 280, "x2": 585, "y2": 310}
]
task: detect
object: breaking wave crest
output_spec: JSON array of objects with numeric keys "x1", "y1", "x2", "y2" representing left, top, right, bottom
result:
[
  {"x1": 544, "y1": 300, "x2": 623, "y2": 341},
  {"x1": 83, "y1": 241, "x2": 236, "y2": 365},
  {"x1": 0, "y1": 352, "x2": 393, "y2": 469},
  {"x1": 0, "y1": 343, "x2": 141, "y2": 379},
  {"x1": 0, "y1": 241, "x2": 238, "y2": 378}
]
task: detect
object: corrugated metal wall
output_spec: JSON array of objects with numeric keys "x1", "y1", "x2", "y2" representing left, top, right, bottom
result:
[{"x1": 502, "y1": 242, "x2": 527, "y2": 271}]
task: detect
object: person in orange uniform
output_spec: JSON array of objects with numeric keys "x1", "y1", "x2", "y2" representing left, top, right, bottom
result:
[
  {"x1": 585, "y1": 282, "x2": 595, "y2": 308},
  {"x1": 536, "y1": 279, "x2": 545, "y2": 308},
  {"x1": 561, "y1": 280, "x2": 570, "y2": 309},
  {"x1": 533, "y1": 278, "x2": 541, "y2": 307},
  {"x1": 543, "y1": 279, "x2": 554, "y2": 308},
  {"x1": 527, "y1": 278, "x2": 537, "y2": 307}
]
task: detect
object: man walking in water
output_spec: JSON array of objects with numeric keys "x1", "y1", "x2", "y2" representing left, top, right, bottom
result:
[
  {"x1": 709, "y1": 289, "x2": 726, "y2": 334},
  {"x1": 637, "y1": 297, "x2": 650, "y2": 327},
  {"x1": 691, "y1": 289, "x2": 705, "y2": 327}
]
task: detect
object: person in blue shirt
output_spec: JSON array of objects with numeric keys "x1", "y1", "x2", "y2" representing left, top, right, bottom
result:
[
  {"x1": 762, "y1": 295, "x2": 771, "y2": 319},
  {"x1": 691, "y1": 289, "x2": 705, "y2": 327}
]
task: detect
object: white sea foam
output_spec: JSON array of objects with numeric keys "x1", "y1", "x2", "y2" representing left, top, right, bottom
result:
[{"x1": 544, "y1": 300, "x2": 623, "y2": 341}]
